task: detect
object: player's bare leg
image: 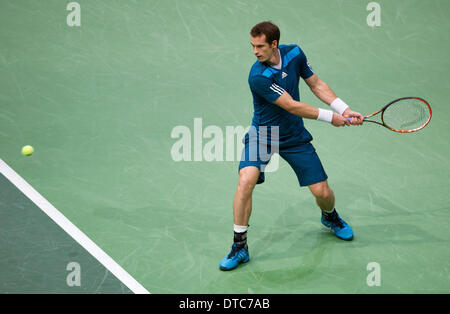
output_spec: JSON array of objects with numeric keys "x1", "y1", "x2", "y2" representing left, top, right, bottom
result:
[
  {"x1": 309, "y1": 180, "x2": 354, "y2": 241},
  {"x1": 308, "y1": 180, "x2": 335, "y2": 211},
  {"x1": 233, "y1": 166, "x2": 259, "y2": 226},
  {"x1": 220, "y1": 166, "x2": 259, "y2": 270}
]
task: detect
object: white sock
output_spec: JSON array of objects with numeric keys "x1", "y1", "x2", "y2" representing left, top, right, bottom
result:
[
  {"x1": 234, "y1": 224, "x2": 248, "y2": 233},
  {"x1": 322, "y1": 208, "x2": 335, "y2": 214}
]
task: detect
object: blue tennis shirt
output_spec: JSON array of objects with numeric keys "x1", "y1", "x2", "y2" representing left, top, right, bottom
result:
[{"x1": 248, "y1": 44, "x2": 315, "y2": 145}]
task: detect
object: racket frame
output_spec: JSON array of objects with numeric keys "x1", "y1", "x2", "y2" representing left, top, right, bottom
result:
[{"x1": 363, "y1": 97, "x2": 432, "y2": 133}]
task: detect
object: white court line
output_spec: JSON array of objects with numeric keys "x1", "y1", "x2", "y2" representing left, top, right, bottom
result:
[{"x1": 0, "y1": 158, "x2": 150, "y2": 294}]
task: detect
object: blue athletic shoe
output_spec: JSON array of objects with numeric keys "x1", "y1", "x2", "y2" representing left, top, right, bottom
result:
[
  {"x1": 219, "y1": 243, "x2": 250, "y2": 271},
  {"x1": 321, "y1": 211, "x2": 354, "y2": 241}
]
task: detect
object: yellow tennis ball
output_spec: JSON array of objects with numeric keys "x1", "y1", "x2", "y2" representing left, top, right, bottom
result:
[{"x1": 22, "y1": 145, "x2": 34, "y2": 156}]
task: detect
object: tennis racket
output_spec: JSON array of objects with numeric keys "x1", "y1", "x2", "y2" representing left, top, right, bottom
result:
[{"x1": 348, "y1": 97, "x2": 432, "y2": 133}]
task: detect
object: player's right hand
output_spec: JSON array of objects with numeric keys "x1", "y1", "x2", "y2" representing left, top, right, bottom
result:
[{"x1": 331, "y1": 113, "x2": 350, "y2": 127}]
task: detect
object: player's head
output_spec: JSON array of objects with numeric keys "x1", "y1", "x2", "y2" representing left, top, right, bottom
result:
[{"x1": 250, "y1": 21, "x2": 280, "y2": 63}]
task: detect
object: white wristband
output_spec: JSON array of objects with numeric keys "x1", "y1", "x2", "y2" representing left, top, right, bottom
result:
[
  {"x1": 317, "y1": 108, "x2": 334, "y2": 123},
  {"x1": 330, "y1": 98, "x2": 349, "y2": 115}
]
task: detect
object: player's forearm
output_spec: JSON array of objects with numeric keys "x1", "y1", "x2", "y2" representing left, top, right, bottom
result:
[
  {"x1": 289, "y1": 99, "x2": 351, "y2": 126},
  {"x1": 274, "y1": 91, "x2": 319, "y2": 119},
  {"x1": 274, "y1": 93, "x2": 348, "y2": 125},
  {"x1": 310, "y1": 80, "x2": 338, "y2": 105},
  {"x1": 285, "y1": 99, "x2": 319, "y2": 120}
]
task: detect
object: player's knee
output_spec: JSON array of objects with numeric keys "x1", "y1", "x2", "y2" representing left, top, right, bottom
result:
[
  {"x1": 237, "y1": 169, "x2": 258, "y2": 194},
  {"x1": 238, "y1": 176, "x2": 256, "y2": 195},
  {"x1": 311, "y1": 183, "x2": 333, "y2": 200}
]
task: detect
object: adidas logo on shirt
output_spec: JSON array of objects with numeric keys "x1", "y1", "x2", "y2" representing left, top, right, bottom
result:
[{"x1": 282, "y1": 72, "x2": 288, "y2": 79}]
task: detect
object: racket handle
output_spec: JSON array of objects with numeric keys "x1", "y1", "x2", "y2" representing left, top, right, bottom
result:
[{"x1": 346, "y1": 117, "x2": 363, "y2": 121}]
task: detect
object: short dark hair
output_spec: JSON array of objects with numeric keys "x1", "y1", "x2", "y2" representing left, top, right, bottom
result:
[{"x1": 250, "y1": 21, "x2": 280, "y2": 47}]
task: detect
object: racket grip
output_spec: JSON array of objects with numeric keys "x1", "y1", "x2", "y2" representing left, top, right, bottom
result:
[{"x1": 346, "y1": 117, "x2": 363, "y2": 121}]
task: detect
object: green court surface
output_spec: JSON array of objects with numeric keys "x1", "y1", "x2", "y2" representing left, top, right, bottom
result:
[
  {"x1": 0, "y1": 172, "x2": 132, "y2": 294},
  {"x1": 1, "y1": 0, "x2": 449, "y2": 293}
]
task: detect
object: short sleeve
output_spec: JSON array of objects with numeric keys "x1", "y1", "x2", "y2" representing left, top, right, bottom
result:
[
  {"x1": 249, "y1": 75, "x2": 285, "y2": 104},
  {"x1": 298, "y1": 48, "x2": 314, "y2": 79}
]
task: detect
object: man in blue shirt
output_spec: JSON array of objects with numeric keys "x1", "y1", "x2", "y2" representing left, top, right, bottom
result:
[{"x1": 220, "y1": 21, "x2": 363, "y2": 271}]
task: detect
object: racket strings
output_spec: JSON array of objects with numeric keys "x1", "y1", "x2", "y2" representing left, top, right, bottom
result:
[{"x1": 382, "y1": 99, "x2": 430, "y2": 131}]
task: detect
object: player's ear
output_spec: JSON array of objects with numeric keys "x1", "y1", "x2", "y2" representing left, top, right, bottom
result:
[{"x1": 271, "y1": 40, "x2": 278, "y2": 49}]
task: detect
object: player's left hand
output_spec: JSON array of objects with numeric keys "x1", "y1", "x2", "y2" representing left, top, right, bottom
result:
[{"x1": 342, "y1": 108, "x2": 364, "y2": 125}]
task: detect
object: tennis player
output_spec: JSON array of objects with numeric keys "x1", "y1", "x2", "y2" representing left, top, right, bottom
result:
[{"x1": 220, "y1": 21, "x2": 363, "y2": 271}]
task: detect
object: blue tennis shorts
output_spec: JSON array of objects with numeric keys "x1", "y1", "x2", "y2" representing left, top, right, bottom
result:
[{"x1": 238, "y1": 131, "x2": 328, "y2": 187}]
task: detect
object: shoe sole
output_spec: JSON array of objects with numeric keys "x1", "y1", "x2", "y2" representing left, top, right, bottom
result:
[
  {"x1": 322, "y1": 223, "x2": 354, "y2": 241},
  {"x1": 219, "y1": 257, "x2": 250, "y2": 271},
  {"x1": 337, "y1": 234, "x2": 354, "y2": 241}
]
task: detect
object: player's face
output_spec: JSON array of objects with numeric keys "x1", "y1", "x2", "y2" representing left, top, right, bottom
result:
[{"x1": 250, "y1": 35, "x2": 277, "y2": 63}]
